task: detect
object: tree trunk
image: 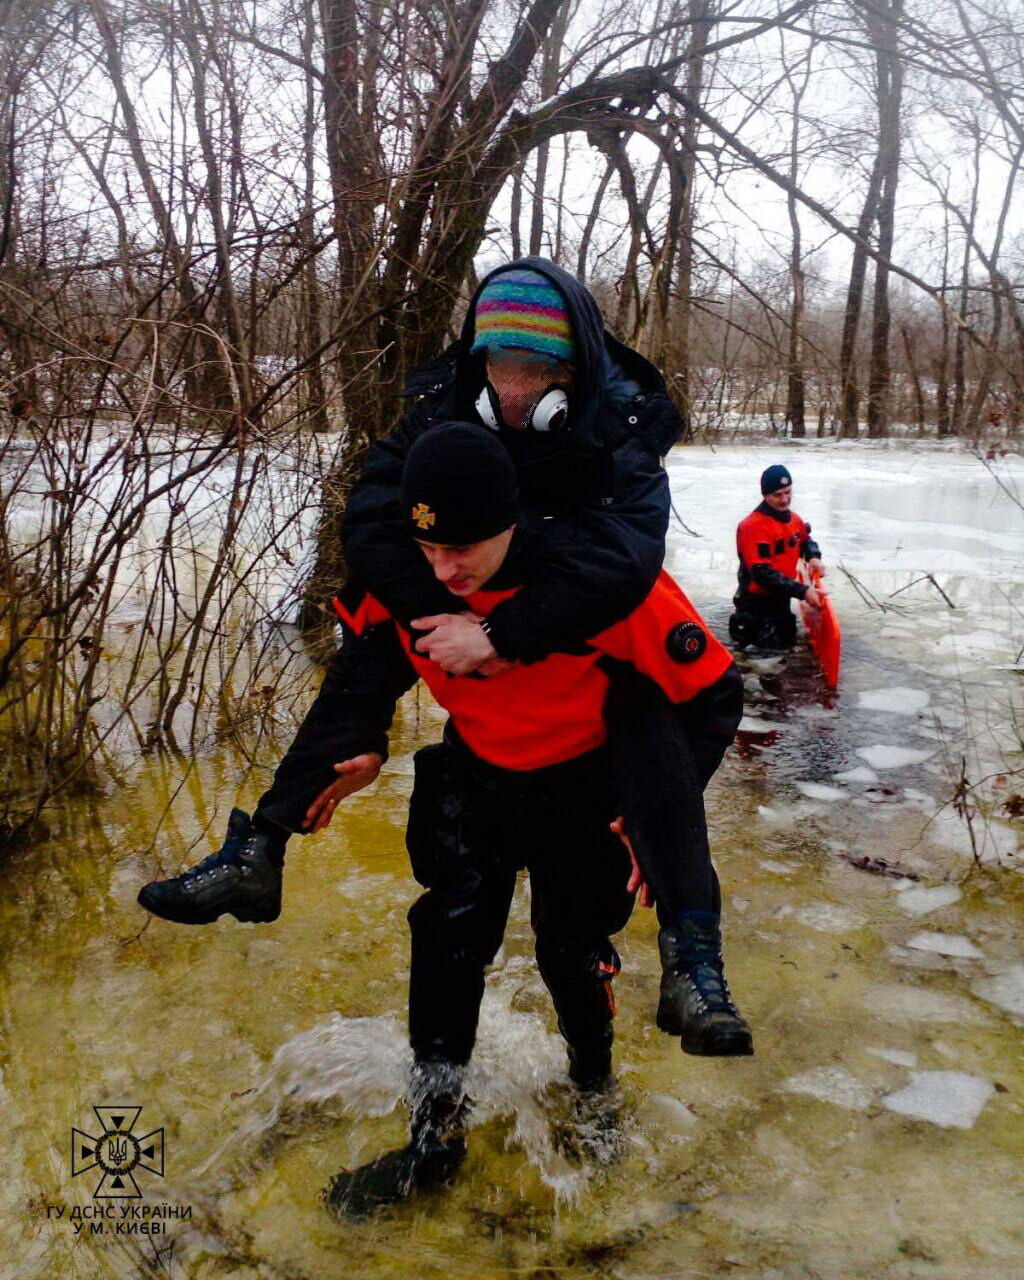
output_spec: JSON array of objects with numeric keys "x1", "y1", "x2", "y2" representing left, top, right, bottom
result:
[{"x1": 866, "y1": 0, "x2": 903, "y2": 439}]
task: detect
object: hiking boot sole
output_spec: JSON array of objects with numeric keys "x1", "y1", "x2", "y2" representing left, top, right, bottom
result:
[{"x1": 137, "y1": 885, "x2": 280, "y2": 926}]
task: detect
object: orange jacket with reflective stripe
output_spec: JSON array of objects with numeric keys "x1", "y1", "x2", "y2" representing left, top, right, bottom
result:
[{"x1": 336, "y1": 571, "x2": 732, "y2": 771}]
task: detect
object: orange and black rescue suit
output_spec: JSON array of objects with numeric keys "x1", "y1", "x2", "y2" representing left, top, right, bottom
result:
[
  {"x1": 254, "y1": 553, "x2": 741, "y2": 1076},
  {"x1": 729, "y1": 502, "x2": 821, "y2": 648}
]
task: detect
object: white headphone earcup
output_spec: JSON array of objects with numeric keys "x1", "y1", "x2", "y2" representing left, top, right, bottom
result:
[
  {"x1": 475, "y1": 384, "x2": 502, "y2": 430},
  {"x1": 530, "y1": 387, "x2": 569, "y2": 432}
]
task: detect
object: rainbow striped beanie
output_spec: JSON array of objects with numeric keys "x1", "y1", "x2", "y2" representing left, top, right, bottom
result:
[{"x1": 470, "y1": 268, "x2": 575, "y2": 364}]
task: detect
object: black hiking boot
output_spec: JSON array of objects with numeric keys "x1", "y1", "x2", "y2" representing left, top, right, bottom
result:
[
  {"x1": 137, "y1": 808, "x2": 284, "y2": 925},
  {"x1": 324, "y1": 1063, "x2": 468, "y2": 1218},
  {"x1": 656, "y1": 916, "x2": 754, "y2": 1057}
]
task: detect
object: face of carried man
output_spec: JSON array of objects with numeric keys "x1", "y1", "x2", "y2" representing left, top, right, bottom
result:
[
  {"x1": 764, "y1": 482, "x2": 793, "y2": 513},
  {"x1": 485, "y1": 351, "x2": 573, "y2": 430},
  {"x1": 415, "y1": 526, "x2": 515, "y2": 597}
]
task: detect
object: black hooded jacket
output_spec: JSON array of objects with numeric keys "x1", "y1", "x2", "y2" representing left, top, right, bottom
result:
[{"x1": 341, "y1": 257, "x2": 683, "y2": 662}]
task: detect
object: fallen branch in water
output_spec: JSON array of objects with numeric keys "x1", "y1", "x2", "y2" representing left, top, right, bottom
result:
[
  {"x1": 837, "y1": 563, "x2": 906, "y2": 613},
  {"x1": 888, "y1": 573, "x2": 957, "y2": 609}
]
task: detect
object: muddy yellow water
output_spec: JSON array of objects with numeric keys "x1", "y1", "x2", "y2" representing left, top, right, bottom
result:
[{"x1": 1, "y1": 444, "x2": 1022, "y2": 1279}]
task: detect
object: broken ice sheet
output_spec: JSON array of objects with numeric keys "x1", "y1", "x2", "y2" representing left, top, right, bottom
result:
[
  {"x1": 795, "y1": 781, "x2": 847, "y2": 802},
  {"x1": 759, "y1": 859, "x2": 796, "y2": 876},
  {"x1": 781, "y1": 1067, "x2": 873, "y2": 1112},
  {"x1": 866, "y1": 1047, "x2": 918, "y2": 1069},
  {"x1": 864, "y1": 984, "x2": 992, "y2": 1026},
  {"x1": 972, "y1": 965, "x2": 1024, "y2": 1019},
  {"x1": 906, "y1": 932, "x2": 983, "y2": 960},
  {"x1": 857, "y1": 687, "x2": 931, "y2": 715},
  {"x1": 791, "y1": 903, "x2": 865, "y2": 933},
  {"x1": 894, "y1": 884, "x2": 962, "y2": 916},
  {"x1": 882, "y1": 1071, "x2": 994, "y2": 1129},
  {"x1": 648, "y1": 1094, "x2": 698, "y2": 1130},
  {"x1": 833, "y1": 765, "x2": 879, "y2": 784},
  {"x1": 739, "y1": 715, "x2": 779, "y2": 733},
  {"x1": 856, "y1": 744, "x2": 935, "y2": 770}
]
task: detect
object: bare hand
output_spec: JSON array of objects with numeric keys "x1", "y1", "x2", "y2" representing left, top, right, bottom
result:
[
  {"x1": 410, "y1": 612, "x2": 496, "y2": 674},
  {"x1": 808, "y1": 557, "x2": 825, "y2": 578},
  {"x1": 804, "y1": 585, "x2": 825, "y2": 610},
  {"x1": 303, "y1": 752, "x2": 384, "y2": 832},
  {"x1": 611, "y1": 816, "x2": 654, "y2": 909}
]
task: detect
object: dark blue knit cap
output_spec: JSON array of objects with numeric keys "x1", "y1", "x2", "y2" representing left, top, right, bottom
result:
[{"x1": 760, "y1": 464, "x2": 793, "y2": 495}]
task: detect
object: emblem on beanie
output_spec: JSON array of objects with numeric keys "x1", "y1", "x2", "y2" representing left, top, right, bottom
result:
[{"x1": 411, "y1": 503, "x2": 436, "y2": 530}]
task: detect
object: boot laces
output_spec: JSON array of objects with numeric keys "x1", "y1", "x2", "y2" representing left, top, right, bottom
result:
[
  {"x1": 686, "y1": 957, "x2": 738, "y2": 1015},
  {"x1": 182, "y1": 827, "x2": 255, "y2": 884}
]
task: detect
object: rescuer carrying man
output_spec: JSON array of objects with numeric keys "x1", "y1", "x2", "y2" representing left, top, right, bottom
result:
[
  {"x1": 139, "y1": 258, "x2": 754, "y2": 1071},
  {"x1": 729, "y1": 463, "x2": 826, "y2": 650},
  {"x1": 139, "y1": 422, "x2": 753, "y2": 1214}
]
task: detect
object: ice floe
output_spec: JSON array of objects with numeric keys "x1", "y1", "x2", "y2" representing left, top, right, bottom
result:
[
  {"x1": 856, "y1": 744, "x2": 935, "y2": 769},
  {"x1": 794, "y1": 781, "x2": 847, "y2": 802},
  {"x1": 906, "y1": 932, "x2": 983, "y2": 960},
  {"x1": 781, "y1": 1067, "x2": 873, "y2": 1112},
  {"x1": 934, "y1": 630, "x2": 1010, "y2": 657},
  {"x1": 759, "y1": 859, "x2": 796, "y2": 876},
  {"x1": 739, "y1": 716, "x2": 780, "y2": 733},
  {"x1": 833, "y1": 765, "x2": 879, "y2": 784},
  {"x1": 971, "y1": 965, "x2": 1024, "y2": 1019},
  {"x1": 864, "y1": 984, "x2": 992, "y2": 1025},
  {"x1": 857, "y1": 687, "x2": 931, "y2": 715},
  {"x1": 866, "y1": 1046, "x2": 918, "y2": 1069},
  {"x1": 893, "y1": 884, "x2": 962, "y2": 916},
  {"x1": 882, "y1": 1071, "x2": 994, "y2": 1129},
  {"x1": 791, "y1": 903, "x2": 865, "y2": 932},
  {"x1": 649, "y1": 1094, "x2": 698, "y2": 1129}
]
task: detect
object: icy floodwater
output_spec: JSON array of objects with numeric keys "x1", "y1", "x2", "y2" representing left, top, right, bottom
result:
[{"x1": 1, "y1": 441, "x2": 1022, "y2": 1280}]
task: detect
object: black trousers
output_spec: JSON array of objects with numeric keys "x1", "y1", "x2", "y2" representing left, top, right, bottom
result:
[
  {"x1": 604, "y1": 664, "x2": 742, "y2": 925},
  {"x1": 405, "y1": 730, "x2": 633, "y2": 1068},
  {"x1": 729, "y1": 594, "x2": 797, "y2": 649}
]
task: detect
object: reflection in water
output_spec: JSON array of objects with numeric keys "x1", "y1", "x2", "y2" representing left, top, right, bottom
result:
[{"x1": 2, "y1": 443, "x2": 1022, "y2": 1278}]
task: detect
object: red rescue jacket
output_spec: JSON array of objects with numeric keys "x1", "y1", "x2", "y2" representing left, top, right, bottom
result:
[
  {"x1": 335, "y1": 571, "x2": 732, "y2": 771},
  {"x1": 735, "y1": 504, "x2": 818, "y2": 599}
]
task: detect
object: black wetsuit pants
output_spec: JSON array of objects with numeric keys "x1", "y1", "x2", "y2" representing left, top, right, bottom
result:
[
  {"x1": 728, "y1": 593, "x2": 798, "y2": 649},
  {"x1": 405, "y1": 730, "x2": 633, "y2": 1072},
  {"x1": 255, "y1": 653, "x2": 743, "y2": 935}
]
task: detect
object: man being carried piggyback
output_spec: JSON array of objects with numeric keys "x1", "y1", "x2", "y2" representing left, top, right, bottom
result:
[
  {"x1": 139, "y1": 260, "x2": 753, "y2": 1113},
  {"x1": 144, "y1": 422, "x2": 750, "y2": 1214}
]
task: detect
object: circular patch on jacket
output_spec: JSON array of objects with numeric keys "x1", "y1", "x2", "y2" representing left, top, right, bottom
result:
[{"x1": 666, "y1": 622, "x2": 707, "y2": 664}]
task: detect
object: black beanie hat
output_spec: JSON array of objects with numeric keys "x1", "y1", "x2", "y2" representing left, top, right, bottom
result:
[
  {"x1": 401, "y1": 421, "x2": 520, "y2": 544},
  {"x1": 760, "y1": 464, "x2": 793, "y2": 495}
]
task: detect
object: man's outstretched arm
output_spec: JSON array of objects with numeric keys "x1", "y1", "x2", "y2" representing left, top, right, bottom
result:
[{"x1": 255, "y1": 620, "x2": 417, "y2": 834}]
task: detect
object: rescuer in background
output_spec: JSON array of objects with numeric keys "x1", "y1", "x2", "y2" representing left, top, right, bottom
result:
[{"x1": 729, "y1": 464, "x2": 826, "y2": 650}]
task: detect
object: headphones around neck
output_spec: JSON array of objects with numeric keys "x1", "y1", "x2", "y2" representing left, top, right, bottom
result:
[{"x1": 475, "y1": 382, "x2": 570, "y2": 433}]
